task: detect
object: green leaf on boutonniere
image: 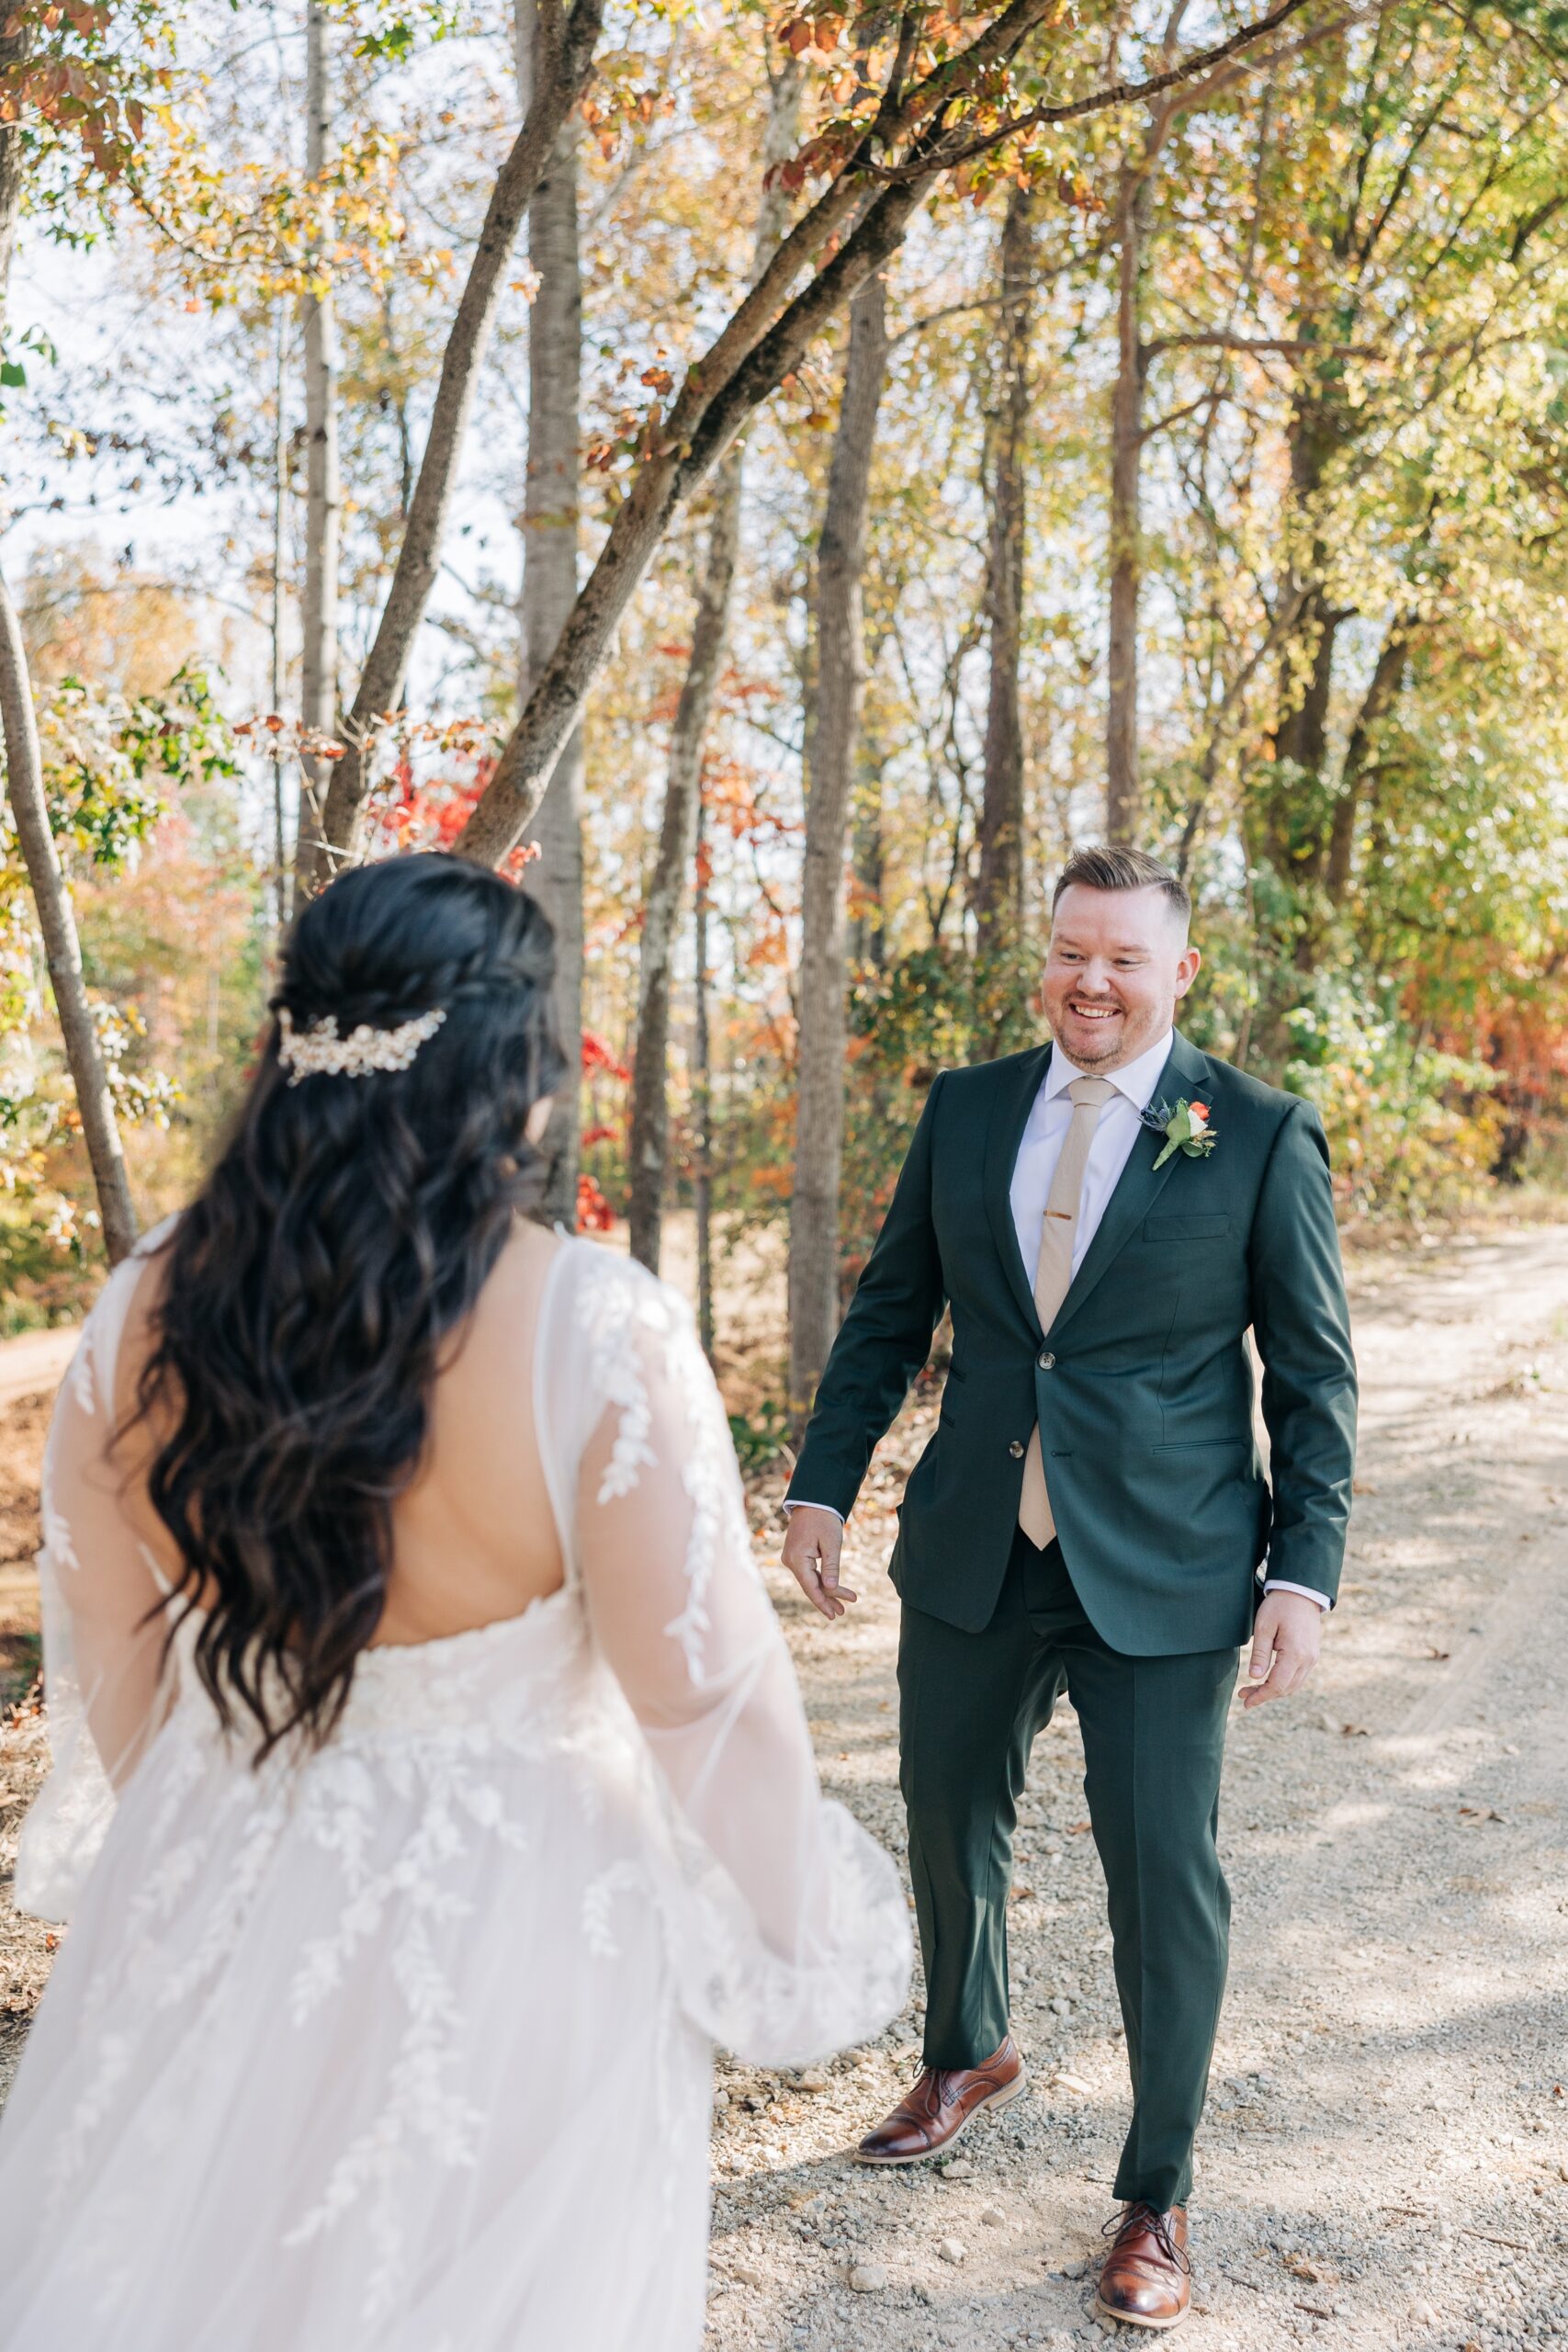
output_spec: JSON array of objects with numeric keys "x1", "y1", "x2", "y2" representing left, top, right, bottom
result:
[{"x1": 1143, "y1": 1096, "x2": 1218, "y2": 1170}]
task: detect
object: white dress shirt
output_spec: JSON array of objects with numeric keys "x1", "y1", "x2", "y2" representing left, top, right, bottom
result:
[
  {"x1": 1009, "y1": 1030, "x2": 1175, "y2": 1290},
  {"x1": 790, "y1": 1032, "x2": 1329, "y2": 1610}
]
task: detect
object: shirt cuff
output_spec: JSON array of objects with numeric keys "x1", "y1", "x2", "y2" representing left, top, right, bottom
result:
[
  {"x1": 781, "y1": 1500, "x2": 846, "y2": 1525},
  {"x1": 1262, "y1": 1578, "x2": 1332, "y2": 1611}
]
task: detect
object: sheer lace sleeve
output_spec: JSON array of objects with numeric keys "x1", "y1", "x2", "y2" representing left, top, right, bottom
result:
[
  {"x1": 14, "y1": 1222, "x2": 180, "y2": 1924},
  {"x1": 537, "y1": 1241, "x2": 911, "y2": 2066}
]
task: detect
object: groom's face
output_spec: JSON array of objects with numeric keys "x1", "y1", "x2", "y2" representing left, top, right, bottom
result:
[{"x1": 1041, "y1": 884, "x2": 1201, "y2": 1074}]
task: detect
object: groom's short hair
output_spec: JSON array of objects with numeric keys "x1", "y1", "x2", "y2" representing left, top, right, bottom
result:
[{"x1": 1053, "y1": 845, "x2": 1190, "y2": 929}]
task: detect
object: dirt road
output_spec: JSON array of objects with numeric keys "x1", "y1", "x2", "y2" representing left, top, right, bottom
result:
[
  {"x1": 2, "y1": 1228, "x2": 1567, "y2": 2347},
  {"x1": 707, "y1": 1227, "x2": 1568, "y2": 2352}
]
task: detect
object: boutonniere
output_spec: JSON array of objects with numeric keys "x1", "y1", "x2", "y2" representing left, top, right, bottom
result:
[{"x1": 1142, "y1": 1096, "x2": 1217, "y2": 1170}]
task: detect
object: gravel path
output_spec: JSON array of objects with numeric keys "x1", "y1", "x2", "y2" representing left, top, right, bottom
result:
[
  {"x1": 709, "y1": 1227, "x2": 1568, "y2": 2352},
  {"x1": 2, "y1": 1229, "x2": 1567, "y2": 2346}
]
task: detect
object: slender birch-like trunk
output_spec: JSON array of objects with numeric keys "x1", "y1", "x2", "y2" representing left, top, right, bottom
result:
[
  {"x1": 298, "y1": 0, "x2": 342, "y2": 878},
  {"x1": 626, "y1": 61, "x2": 801, "y2": 1273},
  {"x1": 692, "y1": 794, "x2": 715, "y2": 1363},
  {"x1": 0, "y1": 48, "x2": 137, "y2": 1261},
  {"x1": 0, "y1": 572, "x2": 139, "y2": 1262},
  {"x1": 271, "y1": 308, "x2": 290, "y2": 931},
  {"x1": 1105, "y1": 171, "x2": 1148, "y2": 846},
  {"x1": 976, "y1": 182, "x2": 1034, "y2": 944},
  {"x1": 515, "y1": 0, "x2": 584, "y2": 1229},
  {"x1": 788, "y1": 271, "x2": 889, "y2": 1419},
  {"x1": 626, "y1": 454, "x2": 739, "y2": 1270},
  {"x1": 0, "y1": 20, "x2": 24, "y2": 312}
]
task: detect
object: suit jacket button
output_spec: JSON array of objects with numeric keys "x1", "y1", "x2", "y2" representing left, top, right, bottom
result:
[
  {"x1": 1038, "y1": 1351, "x2": 1055, "y2": 1370},
  {"x1": 1009, "y1": 1440, "x2": 1025, "y2": 1458}
]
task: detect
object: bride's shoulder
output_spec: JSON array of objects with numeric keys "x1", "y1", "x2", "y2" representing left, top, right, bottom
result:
[{"x1": 543, "y1": 1231, "x2": 695, "y2": 1341}]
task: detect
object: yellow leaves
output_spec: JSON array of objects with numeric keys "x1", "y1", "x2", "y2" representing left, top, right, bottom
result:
[{"x1": 580, "y1": 76, "x2": 673, "y2": 163}]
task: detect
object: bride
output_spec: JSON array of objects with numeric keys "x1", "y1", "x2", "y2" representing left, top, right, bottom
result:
[{"x1": 0, "y1": 852, "x2": 909, "y2": 2349}]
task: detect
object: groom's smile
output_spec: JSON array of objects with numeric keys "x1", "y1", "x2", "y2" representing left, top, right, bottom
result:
[{"x1": 1042, "y1": 880, "x2": 1201, "y2": 1074}]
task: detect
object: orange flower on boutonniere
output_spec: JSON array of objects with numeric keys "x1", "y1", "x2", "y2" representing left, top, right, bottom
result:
[{"x1": 1142, "y1": 1097, "x2": 1218, "y2": 1170}]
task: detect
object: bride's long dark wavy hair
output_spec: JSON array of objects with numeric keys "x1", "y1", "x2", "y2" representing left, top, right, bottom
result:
[{"x1": 135, "y1": 853, "x2": 568, "y2": 1756}]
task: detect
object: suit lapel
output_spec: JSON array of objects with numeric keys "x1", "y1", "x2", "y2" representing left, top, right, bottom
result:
[
  {"x1": 1049, "y1": 1030, "x2": 1212, "y2": 1342},
  {"x1": 983, "y1": 1040, "x2": 1054, "y2": 1337}
]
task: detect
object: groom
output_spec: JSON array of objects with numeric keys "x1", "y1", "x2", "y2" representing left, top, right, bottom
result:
[{"x1": 783, "y1": 846, "x2": 1356, "y2": 2330}]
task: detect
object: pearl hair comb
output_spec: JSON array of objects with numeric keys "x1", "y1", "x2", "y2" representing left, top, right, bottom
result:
[{"x1": 276, "y1": 1004, "x2": 447, "y2": 1085}]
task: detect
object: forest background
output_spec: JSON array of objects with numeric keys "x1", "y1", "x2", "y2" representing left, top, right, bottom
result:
[{"x1": 3, "y1": 0, "x2": 1568, "y2": 1443}]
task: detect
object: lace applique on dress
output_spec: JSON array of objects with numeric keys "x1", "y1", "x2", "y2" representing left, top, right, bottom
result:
[
  {"x1": 570, "y1": 1253, "x2": 761, "y2": 1690},
  {"x1": 575, "y1": 1260, "x2": 662, "y2": 1507}
]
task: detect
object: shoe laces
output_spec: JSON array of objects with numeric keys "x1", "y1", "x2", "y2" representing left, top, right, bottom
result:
[{"x1": 1103, "y1": 2202, "x2": 1190, "y2": 2275}]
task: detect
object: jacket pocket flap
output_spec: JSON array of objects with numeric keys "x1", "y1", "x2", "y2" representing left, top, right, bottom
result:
[{"x1": 1143, "y1": 1212, "x2": 1232, "y2": 1240}]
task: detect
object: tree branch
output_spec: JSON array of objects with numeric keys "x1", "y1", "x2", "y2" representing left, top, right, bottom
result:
[
  {"x1": 868, "y1": 0, "x2": 1332, "y2": 180},
  {"x1": 1145, "y1": 331, "x2": 1379, "y2": 357}
]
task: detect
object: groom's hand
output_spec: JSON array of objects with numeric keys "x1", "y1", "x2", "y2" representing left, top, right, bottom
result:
[
  {"x1": 1242, "y1": 1590, "x2": 1323, "y2": 1709},
  {"x1": 781, "y1": 1507, "x2": 859, "y2": 1621}
]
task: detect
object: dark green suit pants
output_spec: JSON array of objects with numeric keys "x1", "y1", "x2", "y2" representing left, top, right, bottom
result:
[{"x1": 898, "y1": 1530, "x2": 1238, "y2": 2211}]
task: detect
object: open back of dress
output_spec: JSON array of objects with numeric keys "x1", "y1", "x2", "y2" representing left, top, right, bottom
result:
[{"x1": 0, "y1": 1230, "x2": 909, "y2": 2352}]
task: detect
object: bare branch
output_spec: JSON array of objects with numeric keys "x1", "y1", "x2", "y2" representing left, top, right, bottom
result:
[{"x1": 1146, "y1": 332, "x2": 1380, "y2": 357}]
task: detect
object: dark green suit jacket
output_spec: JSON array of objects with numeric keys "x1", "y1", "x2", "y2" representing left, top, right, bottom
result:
[{"x1": 786, "y1": 1030, "x2": 1358, "y2": 1656}]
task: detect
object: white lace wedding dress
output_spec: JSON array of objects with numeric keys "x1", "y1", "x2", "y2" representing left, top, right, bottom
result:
[{"x1": 0, "y1": 1233, "x2": 910, "y2": 2349}]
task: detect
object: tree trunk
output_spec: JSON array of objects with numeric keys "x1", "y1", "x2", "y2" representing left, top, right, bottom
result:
[
  {"x1": 517, "y1": 1, "x2": 584, "y2": 1231},
  {"x1": 787, "y1": 270, "x2": 889, "y2": 1419},
  {"x1": 0, "y1": 21, "x2": 25, "y2": 326},
  {"x1": 297, "y1": 0, "x2": 604, "y2": 893},
  {"x1": 626, "y1": 60, "x2": 801, "y2": 1273},
  {"x1": 976, "y1": 182, "x2": 1034, "y2": 945},
  {"x1": 270, "y1": 306, "x2": 290, "y2": 933},
  {"x1": 626, "y1": 454, "x2": 740, "y2": 1270},
  {"x1": 1326, "y1": 624, "x2": 1409, "y2": 903},
  {"x1": 0, "y1": 571, "x2": 139, "y2": 1263},
  {"x1": 850, "y1": 745, "x2": 886, "y2": 972},
  {"x1": 0, "y1": 41, "x2": 137, "y2": 1263},
  {"x1": 1105, "y1": 172, "x2": 1148, "y2": 847},
  {"x1": 297, "y1": 0, "x2": 342, "y2": 881},
  {"x1": 1263, "y1": 395, "x2": 1342, "y2": 883},
  {"x1": 1275, "y1": 594, "x2": 1337, "y2": 797},
  {"x1": 692, "y1": 793, "x2": 715, "y2": 1363}
]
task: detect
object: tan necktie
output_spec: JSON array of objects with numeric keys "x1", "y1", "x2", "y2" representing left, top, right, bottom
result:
[{"x1": 1017, "y1": 1075, "x2": 1115, "y2": 1549}]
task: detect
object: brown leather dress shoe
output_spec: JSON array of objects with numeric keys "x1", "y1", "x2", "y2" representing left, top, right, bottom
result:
[
  {"x1": 1095, "y1": 2202, "x2": 1191, "y2": 2330},
  {"x1": 852, "y1": 2036, "x2": 1025, "y2": 2165}
]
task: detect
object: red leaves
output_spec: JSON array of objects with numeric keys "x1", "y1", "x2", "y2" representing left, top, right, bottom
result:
[
  {"x1": 581, "y1": 1030, "x2": 631, "y2": 1083},
  {"x1": 576, "y1": 1172, "x2": 615, "y2": 1233}
]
